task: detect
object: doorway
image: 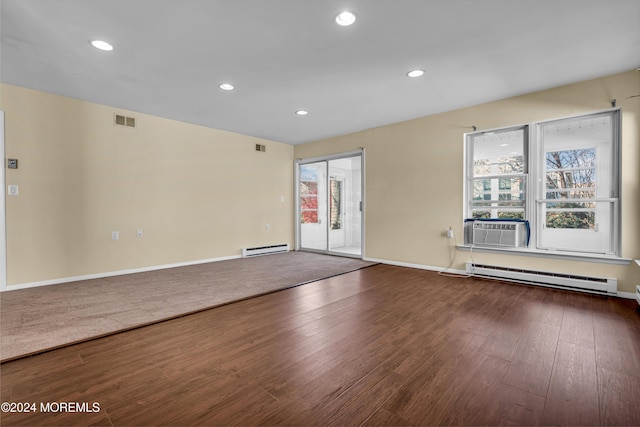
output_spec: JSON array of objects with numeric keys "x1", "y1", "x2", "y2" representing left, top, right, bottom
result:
[{"x1": 297, "y1": 150, "x2": 363, "y2": 258}]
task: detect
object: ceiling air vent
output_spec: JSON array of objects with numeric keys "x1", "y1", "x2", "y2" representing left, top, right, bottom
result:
[
  {"x1": 114, "y1": 114, "x2": 136, "y2": 128},
  {"x1": 255, "y1": 144, "x2": 266, "y2": 152}
]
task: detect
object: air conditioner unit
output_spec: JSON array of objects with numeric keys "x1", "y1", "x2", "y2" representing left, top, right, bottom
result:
[{"x1": 469, "y1": 220, "x2": 528, "y2": 248}]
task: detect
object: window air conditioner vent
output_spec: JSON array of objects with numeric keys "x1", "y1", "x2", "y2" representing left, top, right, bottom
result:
[{"x1": 466, "y1": 219, "x2": 529, "y2": 248}]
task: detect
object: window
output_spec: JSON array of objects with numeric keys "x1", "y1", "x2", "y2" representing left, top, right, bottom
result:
[
  {"x1": 464, "y1": 110, "x2": 620, "y2": 256},
  {"x1": 467, "y1": 126, "x2": 528, "y2": 221},
  {"x1": 536, "y1": 111, "x2": 619, "y2": 254}
]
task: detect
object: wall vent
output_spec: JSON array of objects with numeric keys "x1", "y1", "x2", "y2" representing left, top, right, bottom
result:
[
  {"x1": 466, "y1": 262, "x2": 617, "y2": 295},
  {"x1": 114, "y1": 114, "x2": 136, "y2": 128},
  {"x1": 255, "y1": 144, "x2": 266, "y2": 152},
  {"x1": 242, "y1": 244, "x2": 289, "y2": 257}
]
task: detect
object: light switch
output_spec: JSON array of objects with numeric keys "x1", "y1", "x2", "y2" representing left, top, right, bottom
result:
[{"x1": 8, "y1": 185, "x2": 19, "y2": 196}]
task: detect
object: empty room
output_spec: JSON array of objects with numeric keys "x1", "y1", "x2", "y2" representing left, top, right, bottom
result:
[{"x1": 1, "y1": 1, "x2": 639, "y2": 426}]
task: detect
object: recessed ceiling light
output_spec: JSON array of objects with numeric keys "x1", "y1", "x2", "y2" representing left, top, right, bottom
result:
[
  {"x1": 219, "y1": 83, "x2": 234, "y2": 91},
  {"x1": 406, "y1": 69, "x2": 424, "y2": 78},
  {"x1": 500, "y1": 143, "x2": 509, "y2": 147},
  {"x1": 90, "y1": 40, "x2": 113, "y2": 51},
  {"x1": 335, "y1": 11, "x2": 357, "y2": 26},
  {"x1": 295, "y1": 110, "x2": 309, "y2": 116}
]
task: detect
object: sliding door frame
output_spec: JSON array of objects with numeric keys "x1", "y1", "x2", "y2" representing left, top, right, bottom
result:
[
  {"x1": 295, "y1": 148, "x2": 365, "y2": 258},
  {"x1": 1, "y1": 111, "x2": 6, "y2": 290}
]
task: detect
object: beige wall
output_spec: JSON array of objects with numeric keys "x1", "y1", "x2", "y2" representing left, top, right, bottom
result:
[
  {"x1": 294, "y1": 70, "x2": 640, "y2": 294},
  {"x1": 2, "y1": 71, "x2": 639, "y2": 292},
  {"x1": 1, "y1": 84, "x2": 294, "y2": 286}
]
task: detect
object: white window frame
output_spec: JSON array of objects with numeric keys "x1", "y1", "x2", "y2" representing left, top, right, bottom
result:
[
  {"x1": 464, "y1": 124, "x2": 529, "y2": 222},
  {"x1": 532, "y1": 110, "x2": 620, "y2": 255},
  {"x1": 464, "y1": 108, "x2": 621, "y2": 258}
]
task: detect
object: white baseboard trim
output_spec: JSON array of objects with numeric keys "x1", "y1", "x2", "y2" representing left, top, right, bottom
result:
[
  {"x1": 617, "y1": 291, "x2": 636, "y2": 300},
  {"x1": 364, "y1": 257, "x2": 636, "y2": 300},
  {"x1": 1, "y1": 255, "x2": 242, "y2": 292},
  {"x1": 364, "y1": 257, "x2": 467, "y2": 275}
]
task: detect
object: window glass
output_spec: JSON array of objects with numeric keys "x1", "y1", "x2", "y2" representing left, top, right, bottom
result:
[
  {"x1": 329, "y1": 179, "x2": 342, "y2": 230},
  {"x1": 300, "y1": 166, "x2": 319, "y2": 224},
  {"x1": 468, "y1": 127, "x2": 527, "y2": 220}
]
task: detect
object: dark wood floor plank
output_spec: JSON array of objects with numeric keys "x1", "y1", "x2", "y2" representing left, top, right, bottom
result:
[
  {"x1": 446, "y1": 381, "x2": 546, "y2": 426},
  {"x1": 541, "y1": 340, "x2": 600, "y2": 425},
  {"x1": 431, "y1": 354, "x2": 510, "y2": 425},
  {"x1": 502, "y1": 322, "x2": 560, "y2": 396},
  {"x1": 1, "y1": 263, "x2": 639, "y2": 427},
  {"x1": 281, "y1": 347, "x2": 412, "y2": 426},
  {"x1": 362, "y1": 407, "x2": 415, "y2": 426},
  {"x1": 598, "y1": 367, "x2": 640, "y2": 426},
  {"x1": 477, "y1": 292, "x2": 531, "y2": 361},
  {"x1": 593, "y1": 300, "x2": 640, "y2": 378},
  {"x1": 559, "y1": 307, "x2": 595, "y2": 348}
]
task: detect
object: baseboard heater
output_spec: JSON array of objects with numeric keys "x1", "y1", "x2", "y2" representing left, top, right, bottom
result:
[
  {"x1": 466, "y1": 263, "x2": 617, "y2": 295},
  {"x1": 242, "y1": 244, "x2": 289, "y2": 258}
]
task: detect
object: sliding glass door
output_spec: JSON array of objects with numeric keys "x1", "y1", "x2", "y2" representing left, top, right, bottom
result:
[
  {"x1": 299, "y1": 161, "x2": 328, "y2": 251},
  {"x1": 297, "y1": 151, "x2": 363, "y2": 257}
]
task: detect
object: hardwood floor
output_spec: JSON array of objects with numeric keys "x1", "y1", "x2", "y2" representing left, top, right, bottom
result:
[{"x1": 1, "y1": 264, "x2": 639, "y2": 426}]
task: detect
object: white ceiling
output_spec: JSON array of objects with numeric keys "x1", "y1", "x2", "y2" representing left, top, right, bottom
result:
[{"x1": 1, "y1": 0, "x2": 639, "y2": 145}]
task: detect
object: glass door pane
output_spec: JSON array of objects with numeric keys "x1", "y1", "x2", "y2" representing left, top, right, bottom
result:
[
  {"x1": 328, "y1": 156, "x2": 362, "y2": 256},
  {"x1": 299, "y1": 162, "x2": 327, "y2": 251}
]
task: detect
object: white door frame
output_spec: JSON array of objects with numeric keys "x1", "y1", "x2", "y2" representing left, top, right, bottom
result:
[
  {"x1": 1, "y1": 111, "x2": 7, "y2": 290},
  {"x1": 328, "y1": 174, "x2": 346, "y2": 250},
  {"x1": 295, "y1": 148, "x2": 365, "y2": 258}
]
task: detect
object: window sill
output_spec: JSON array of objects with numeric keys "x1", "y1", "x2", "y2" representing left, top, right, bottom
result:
[{"x1": 456, "y1": 245, "x2": 631, "y2": 266}]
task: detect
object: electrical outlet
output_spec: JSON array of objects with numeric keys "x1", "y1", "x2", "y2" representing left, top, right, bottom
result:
[
  {"x1": 136, "y1": 229, "x2": 143, "y2": 238},
  {"x1": 446, "y1": 227, "x2": 454, "y2": 239},
  {"x1": 112, "y1": 231, "x2": 119, "y2": 241}
]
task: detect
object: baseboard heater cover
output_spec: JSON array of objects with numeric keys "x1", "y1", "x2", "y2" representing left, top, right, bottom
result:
[
  {"x1": 466, "y1": 263, "x2": 617, "y2": 295},
  {"x1": 242, "y1": 244, "x2": 289, "y2": 257}
]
